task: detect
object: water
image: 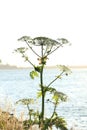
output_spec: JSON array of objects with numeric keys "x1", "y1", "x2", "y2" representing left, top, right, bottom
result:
[{"x1": 0, "y1": 68, "x2": 87, "y2": 130}]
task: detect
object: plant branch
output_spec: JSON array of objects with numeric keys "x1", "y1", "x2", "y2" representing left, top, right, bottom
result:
[
  {"x1": 27, "y1": 104, "x2": 30, "y2": 112},
  {"x1": 26, "y1": 41, "x2": 41, "y2": 58},
  {"x1": 27, "y1": 59, "x2": 35, "y2": 68},
  {"x1": 51, "y1": 103, "x2": 57, "y2": 119},
  {"x1": 22, "y1": 54, "x2": 35, "y2": 68},
  {"x1": 46, "y1": 44, "x2": 63, "y2": 57},
  {"x1": 47, "y1": 71, "x2": 64, "y2": 88},
  {"x1": 43, "y1": 44, "x2": 53, "y2": 57}
]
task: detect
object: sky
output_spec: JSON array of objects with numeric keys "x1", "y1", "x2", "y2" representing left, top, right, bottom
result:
[{"x1": 0, "y1": 0, "x2": 87, "y2": 67}]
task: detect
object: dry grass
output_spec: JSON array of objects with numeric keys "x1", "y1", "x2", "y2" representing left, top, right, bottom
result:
[
  {"x1": 0, "y1": 98, "x2": 80, "y2": 130},
  {"x1": 0, "y1": 109, "x2": 24, "y2": 130},
  {"x1": 0, "y1": 98, "x2": 24, "y2": 130},
  {"x1": 0, "y1": 109, "x2": 80, "y2": 130}
]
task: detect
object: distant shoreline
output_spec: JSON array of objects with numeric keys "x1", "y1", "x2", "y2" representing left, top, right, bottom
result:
[
  {"x1": 0, "y1": 64, "x2": 87, "y2": 70},
  {"x1": 0, "y1": 64, "x2": 18, "y2": 69},
  {"x1": 69, "y1": 66, "x2": 87, "y2": 69}
]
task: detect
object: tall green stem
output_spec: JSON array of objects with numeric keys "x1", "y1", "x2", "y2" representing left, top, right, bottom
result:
[{"x1": 40, "y1": 44, "x2": 44, "y2": 123}]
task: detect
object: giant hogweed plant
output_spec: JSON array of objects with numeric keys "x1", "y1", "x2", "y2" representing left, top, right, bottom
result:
[{"x1": 15, "y1": 36, "x2": 71, "y2": 130}]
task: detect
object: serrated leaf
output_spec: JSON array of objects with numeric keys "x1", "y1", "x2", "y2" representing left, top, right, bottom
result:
[
  {"x1": 30, "y1": 71, "x2": 39, "y2": 79},
  {"x1": 55, "y1": 116, "x2": 68, "y2": 130}
]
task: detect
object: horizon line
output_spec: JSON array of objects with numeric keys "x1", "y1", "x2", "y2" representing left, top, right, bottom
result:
[{"x1": 0, "y1": 64, "x2": 87, "y2": 69}]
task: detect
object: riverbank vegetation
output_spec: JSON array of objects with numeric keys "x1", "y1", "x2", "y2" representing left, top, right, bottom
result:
[
  {"x1": 0, "y1": 36, "x2": 73, "y2": 130},
  {"x1": 14, "y1": 36, "x2": 71, "y2": 130}
]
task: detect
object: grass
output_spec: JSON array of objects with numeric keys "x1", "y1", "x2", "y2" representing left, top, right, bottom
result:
[
  {"x1": 0, "y1": 108, "x2": 80, "y2": 130},
  {"x1": 0, "y1": 98, "x2": 80, "y2": 130},
  {"x1": 0, "y1": 108, "x2": 24, "y2": 130},
  {"x1": 0, "y1": 97, "x2": 24, "y2": 130}
]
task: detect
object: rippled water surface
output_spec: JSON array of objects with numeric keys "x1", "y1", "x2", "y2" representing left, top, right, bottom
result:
[{"x1": 0, "y1": 68, "x2": 87, "y2": 130}]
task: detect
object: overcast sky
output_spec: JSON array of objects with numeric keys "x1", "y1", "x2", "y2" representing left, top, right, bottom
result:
[{"x1": 0, "y1": 0, "x2": 87, "y2": 67}]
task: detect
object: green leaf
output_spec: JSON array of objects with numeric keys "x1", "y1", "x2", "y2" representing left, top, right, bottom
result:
[
  {"x1": 45, "y1": 87, "x2": 56, "y2": 93},
  {"x1": 34, "y1": 66, "x2": 42, "y2": 73},
  {"x1": 30, "y1": 71, "x2": 39, "y2": 79},
  {"x1": 37, "y1": 91, "x2": 42, "y2": 98},
  {"x1": 55, "y1": 116, "x2": 68, "y2": 130}
]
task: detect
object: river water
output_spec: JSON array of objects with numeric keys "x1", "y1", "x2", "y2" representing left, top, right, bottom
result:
[{"x1": 0, "y1": 68, "x2": 87, "y2": 130}]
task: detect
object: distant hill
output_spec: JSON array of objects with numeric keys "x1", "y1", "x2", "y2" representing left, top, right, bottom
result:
[
  {"x1": 0, "y1": 64, "x2": 18, "y2": 69},
  {"x1": 69, "y1": 65, "x2": 87, "y2": 69}
]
